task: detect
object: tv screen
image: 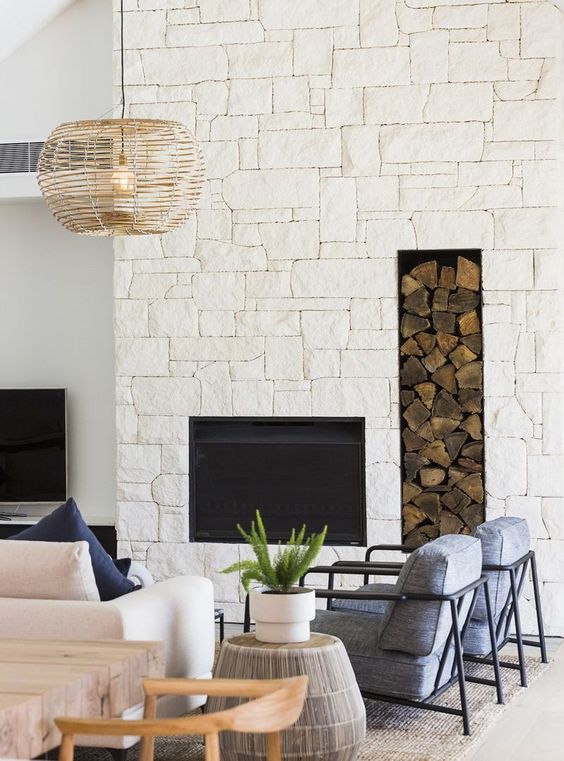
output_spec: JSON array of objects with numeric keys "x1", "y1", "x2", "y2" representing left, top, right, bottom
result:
[{"x1": 0, "y1": 389, "x2": 67, "y2": 503}]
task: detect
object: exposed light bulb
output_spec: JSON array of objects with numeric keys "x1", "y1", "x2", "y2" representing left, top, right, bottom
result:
[{"x1": 112, "y1": 152, "x2": 135, "y2": 195}]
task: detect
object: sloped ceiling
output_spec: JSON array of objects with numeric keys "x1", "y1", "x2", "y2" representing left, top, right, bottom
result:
[{"x1": 0, "y1": 0, "x2": 76, "y2": 64}]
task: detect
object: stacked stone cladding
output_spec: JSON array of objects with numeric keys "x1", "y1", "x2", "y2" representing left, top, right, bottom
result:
[{"x1": 113, "y1": 0, "x2": 564, "y2": 631}]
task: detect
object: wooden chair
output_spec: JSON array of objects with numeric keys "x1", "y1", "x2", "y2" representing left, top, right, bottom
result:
[{"x1": 55, "y1": 676, "x2": 308, "y2": 761}]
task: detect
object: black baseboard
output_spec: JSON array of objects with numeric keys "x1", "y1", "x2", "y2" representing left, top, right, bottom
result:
[{"x1": 0, "y1": 523, "x2": 117, "y2": 557}]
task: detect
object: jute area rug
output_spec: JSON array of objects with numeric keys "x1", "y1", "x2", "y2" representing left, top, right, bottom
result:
[{"x1": 76, "y1": 656, "x2": 547, "y2": 761}]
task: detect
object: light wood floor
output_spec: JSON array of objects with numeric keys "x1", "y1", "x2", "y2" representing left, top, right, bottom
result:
[
  {"x1": 469, "y1": 638, "x2": 564, "y2": 760},
  {"x1": 218, "y1": 624, "x2": 564, "y2": 758}
]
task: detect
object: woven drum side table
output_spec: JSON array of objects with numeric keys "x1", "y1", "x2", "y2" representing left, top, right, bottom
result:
[{"x1": 208, "y1": 633, "x2": 366, "y2": 761}]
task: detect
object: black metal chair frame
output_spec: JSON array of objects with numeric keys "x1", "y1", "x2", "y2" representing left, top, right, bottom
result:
[
  {"x1": 298, "y1": 565, "x2": 503, "y2": 736},
  {"x1": 215, "y1": 607, "x2": 225, "y2": 643},
  {"x1": 353, "y1": 544, "x2": 549, "y2": 687},
  {"x1": 464, "y1": 551, "x2": 548, "y2": 686}
]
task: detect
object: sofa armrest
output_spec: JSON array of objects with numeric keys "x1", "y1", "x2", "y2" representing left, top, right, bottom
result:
[
  {"x1": 109, "y1": 576, "x2": 215, "y2": 680},
  {"x1": 128, "y1": 561, "x2": 155, "y2": 587}
]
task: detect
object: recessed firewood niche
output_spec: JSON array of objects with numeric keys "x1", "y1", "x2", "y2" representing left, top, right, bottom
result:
[{"x1": 399, "y1": 250, "x2": 484, "y2": 547}]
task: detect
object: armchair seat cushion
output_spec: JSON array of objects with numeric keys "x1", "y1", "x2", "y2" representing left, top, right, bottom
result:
[
  {"x1": 313, "y1": 609, "x2": 452, "y2": 701},
  {"x1": 331, "y1": 583, "x2": 396, "y2": 617}
]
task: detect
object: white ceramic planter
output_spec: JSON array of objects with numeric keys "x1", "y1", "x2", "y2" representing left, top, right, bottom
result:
[{"x1": 250, "y1": 587, "x2": 316, "y2": 643}]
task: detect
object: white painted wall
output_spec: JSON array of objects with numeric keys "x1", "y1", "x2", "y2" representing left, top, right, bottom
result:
[
  {"x1": 0, "y1": 0, "x2": 112, "y2": 143},
  {"x1": 0, "y1": 0, "x2": 112, "y2": 199},
  {"x1": 0, "y1": 204, "x2": 115, "y2": 521},
  {"x1": 0, "y1": 0, "x2": 115, "y2": 522},
  {"x1": 0, "y1": 1, "x2": 76, "y2": 67}
]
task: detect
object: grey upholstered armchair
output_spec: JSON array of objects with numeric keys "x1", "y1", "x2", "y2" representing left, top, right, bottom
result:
[
  {"x1": 303, "y1": 534, "x2": 503, "y2": 736},
  {"x1": 463, "y1": 517, "x2": 548, "y2": 686},
  {"x1": 329, "y1": 517, "x2": 548, "y2": 689}
]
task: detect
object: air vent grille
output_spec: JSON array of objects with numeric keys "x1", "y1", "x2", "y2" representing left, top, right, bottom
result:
[
  {"x1": 0, "y1": 142, "x2": 44, "y2": 174},
  {"x1": 29, "y1": 142, "x2": 43, "y2": 171}
]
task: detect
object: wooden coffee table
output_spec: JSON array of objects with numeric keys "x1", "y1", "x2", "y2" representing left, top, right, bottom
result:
[
  {"x1": 209, "y1": 633, "x2": 366, "y2": 760},
  {"x1": 0, "y1": 639, "x2": 164, "y2": 759}
]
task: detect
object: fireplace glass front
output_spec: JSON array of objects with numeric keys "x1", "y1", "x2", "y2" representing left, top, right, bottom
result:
[{"x1": 189, "y1": 417, "x2": 366, "y2": 545}]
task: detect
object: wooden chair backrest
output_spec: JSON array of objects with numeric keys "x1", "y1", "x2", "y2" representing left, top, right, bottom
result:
[{"x1": 55, "y1": 676, "x2": 308, "y2": 761}]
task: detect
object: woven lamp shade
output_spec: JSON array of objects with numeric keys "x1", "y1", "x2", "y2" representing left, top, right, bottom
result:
[{"x1": 38, "y1": 119, "x2": 205, "y2": 236}]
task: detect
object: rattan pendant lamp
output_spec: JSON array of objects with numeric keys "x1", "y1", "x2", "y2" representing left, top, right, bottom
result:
[{"x1": 37, "y1": 0, "x2": 204, "y2": 236}]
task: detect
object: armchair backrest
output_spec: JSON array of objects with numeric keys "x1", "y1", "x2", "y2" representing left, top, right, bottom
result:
[
  {"x1": 472, "y1": 517, "x2": 530, "y2": 623},
  {"x1": 379, "y1": 535, "x2": 482, "y2": 657}
]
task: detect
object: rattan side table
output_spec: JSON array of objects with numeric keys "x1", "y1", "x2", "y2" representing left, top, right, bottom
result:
[{"x1": 208, "y1": 632, "x2": 366, "y2": 761}]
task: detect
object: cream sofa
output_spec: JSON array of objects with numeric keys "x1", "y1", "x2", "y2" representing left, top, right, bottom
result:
[{"x1": 0, "y1": 574, "x2": 216, "y2": 748}]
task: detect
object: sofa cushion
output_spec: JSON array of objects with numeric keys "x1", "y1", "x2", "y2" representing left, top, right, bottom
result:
[
  {"x1": 379, "y1": 535, "x2": 482, "y2": 657},
  {"x1": 0, "y1": 539, "x2": 100, "y2": 601},
  {"x1": 12, "y1": 499, "x2": 135, "y2": 601},
  {"x1": 472, "y1": 517, "x2": 530, "y2": 623}
]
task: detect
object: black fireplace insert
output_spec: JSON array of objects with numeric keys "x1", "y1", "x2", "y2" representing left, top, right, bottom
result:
[{"x1": 189, "y1": 417, "x2": 366, "y2": 545}]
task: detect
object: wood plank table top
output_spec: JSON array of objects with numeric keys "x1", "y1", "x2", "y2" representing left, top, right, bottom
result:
[{"x1": 0, "y1": 639, "x2": 165, "y2": 760}]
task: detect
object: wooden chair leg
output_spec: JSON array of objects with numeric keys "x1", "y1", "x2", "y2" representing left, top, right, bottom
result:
[
  {"x1": 204, "y1": 733, "x2": 220, "y2": 761},
  {"x1": 266, "y1": 731, "x2": 282, "y2": 761},
  {"x1": 140, "y1": 694, "x2": 157, "y2": 761},
  {"x1": 58, "y1": 735, "x2": 75, "y2": 761},
  {"x1": 139, "y1": 738, "x2": 154, "y2": 761}
]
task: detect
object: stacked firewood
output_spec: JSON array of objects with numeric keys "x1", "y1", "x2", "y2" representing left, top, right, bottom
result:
[{"x1": 399, "y1": 255, "x2": 484, "y2": 547}]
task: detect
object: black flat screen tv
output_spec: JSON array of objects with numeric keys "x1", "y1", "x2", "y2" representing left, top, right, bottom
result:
[{"x1": 0, "y1": 389, "x2": 67, "y2": 503}]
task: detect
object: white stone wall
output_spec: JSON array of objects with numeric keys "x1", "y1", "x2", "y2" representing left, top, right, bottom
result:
[{"x1": 114, "y1": 0, "x2": 564, "y2": 631}]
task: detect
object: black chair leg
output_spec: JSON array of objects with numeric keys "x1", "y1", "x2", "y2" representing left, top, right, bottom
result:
[
  {"x1": 484, "y1": 579, "x2": 504, "y2": 704},
  {"x1": 530, "y1": 552, "x2": 549, "y2": 663},
  {"x1": 243, "y1": 593, "x2": 251, "y2": 633},
  {"x1": 450, "y1": 599, "x2": 471, "y2": 736},
  {"x1": 327, "y1": 570, "x2": 335, "y2": 611},
  {"x1": 109, "y1": 749, "x2": 128, "y2": 761},
  {"x1": 509, "y1": 568, "x2": 527, "y2": 687}
]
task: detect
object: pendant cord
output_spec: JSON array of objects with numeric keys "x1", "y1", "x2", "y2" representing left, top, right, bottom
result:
[{"x1": 120, "y1": 0, "x2": 125, "y2": 120}]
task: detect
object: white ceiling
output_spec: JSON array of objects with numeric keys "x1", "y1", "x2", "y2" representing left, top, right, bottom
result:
[{"x1": 0, "y1": 0, "x2": 76, "y2": 64}]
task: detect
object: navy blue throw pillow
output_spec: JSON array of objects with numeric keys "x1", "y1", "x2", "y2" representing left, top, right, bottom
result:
[
  {"x1": 113, "y1": 557, "x2": 132, "y2": 577},
  {"x1": 12, "y1": 499, "x2": 135, "y2": 601}
]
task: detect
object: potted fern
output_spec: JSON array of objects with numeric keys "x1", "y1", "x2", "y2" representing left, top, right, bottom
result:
[{"x1": 222, "y1": 510, "x2": 327, "y2": 643}]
